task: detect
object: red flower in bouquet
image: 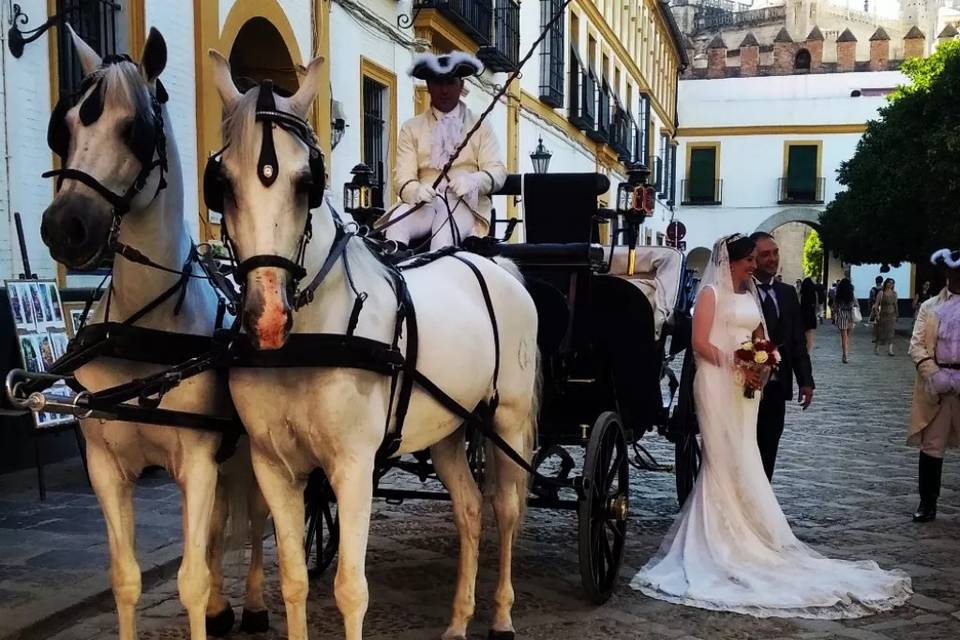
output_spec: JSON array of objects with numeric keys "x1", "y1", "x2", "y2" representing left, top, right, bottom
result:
[{"x1": 733, "y1": 340, "x2": 781, "y2": 398}]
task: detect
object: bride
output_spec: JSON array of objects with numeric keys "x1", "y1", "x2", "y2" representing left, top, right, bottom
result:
[{"x1": 631, "y1": 234, "x2": 912, "y2": 618}]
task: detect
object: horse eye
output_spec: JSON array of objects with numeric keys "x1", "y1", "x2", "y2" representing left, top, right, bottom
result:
[{"x1": 295, "y1": 175, "x2": 314, "y2": 195}]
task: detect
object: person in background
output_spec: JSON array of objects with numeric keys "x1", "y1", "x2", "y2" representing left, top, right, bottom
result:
[
  {"x1": 908, "y1": 249, "x2": 960, "y2": 522},
  {"x1": 834, "y1": 279, "x2": 856, "y2": 363},
  {"x1": 868, "y1": 276, "x2": 884, "y2": 325},
  {"x1": 914, "y1": 281, "x2": 933, "y2": 318},
  {"x1": 800, "y1": 277, "x2": 819, "y2": 353},
  {"x1": 817, "y1": 282, "x2": 826, "y2": 325},
  {"x1": 828, "y1": 281, "x2": 838, "y2": 324},
  {"x1": 795, "y1": 279, "x2": 803, "y2": 295},
  {"x1": 874, "y1": 278, "x2": 899, "y2": 356}
]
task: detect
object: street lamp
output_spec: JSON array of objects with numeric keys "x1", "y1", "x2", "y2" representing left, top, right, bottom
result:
[{"x1": 529, "y1": 136, "x2": 552, "y2": 174}]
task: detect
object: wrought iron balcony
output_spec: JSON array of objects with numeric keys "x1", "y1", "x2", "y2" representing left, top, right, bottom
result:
[
  {"x1": 778, "y1": 177, "x2": 825, "y2": 204},
  {"x1": 477, "y1": 0, "x2": 520, "y2": 72},
  {"x1": 568, "y1": 50, "x2": 596, "y2": 132},
  {"x1": 414, "y1": 0, "x2": 493, "y2": 46},
  {"x1": 681, "y1": 179, "x2": 723, "y2": 205},
  {"x1": 609, "y1": 104, "x2": 633, "y2": 161},
  {"x1": 588, "y1": 81, "x2": 611, "y2": 143}
]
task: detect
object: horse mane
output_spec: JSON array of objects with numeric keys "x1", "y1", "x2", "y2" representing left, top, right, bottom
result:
[{"x1": 89, "y1": 61, "x2": 152, "y2": 120}]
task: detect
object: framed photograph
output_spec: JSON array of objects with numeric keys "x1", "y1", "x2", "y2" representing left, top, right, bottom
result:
[{"x1": 63, "y1": 301, "x2": 94, "y2": 338}]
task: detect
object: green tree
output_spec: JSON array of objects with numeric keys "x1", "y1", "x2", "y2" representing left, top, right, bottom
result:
[
  {"x1": 802, "y1": 230, "x2": 823, "y2": 282},
  {"x1": 819, "y1": 40, "x2": 960, "y2": 265}
]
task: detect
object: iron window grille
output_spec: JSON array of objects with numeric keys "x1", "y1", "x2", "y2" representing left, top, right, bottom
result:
[
  {"x1": 56, "y1": 0, "x2": 121, "y2": 97},
  {"x1": 567, "y1": 47, "x2": 596, "y2": 132},
  {"x1": 362, "y1": 77, "x2": 387, "y2": 209},
  {"x1": 413, "y1": 0, "x2": 493, "y2": 46},
  {"x1": 538, "y1": 0, "x2": 565, "y2": 107},
  {"x1": 478, "y1": 0, "x2": 520, "y2": 72}
]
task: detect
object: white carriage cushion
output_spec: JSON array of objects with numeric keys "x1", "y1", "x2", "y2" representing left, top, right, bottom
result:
[{"x1": 602, "y1": 245, "x2": 684, "y2": 339}]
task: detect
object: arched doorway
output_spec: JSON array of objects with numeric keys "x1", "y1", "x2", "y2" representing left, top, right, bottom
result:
[
  {"x1": 754, "y1": 208, "x2": 841, "y2": 288},
  {"x1": 228, "y1": 17, "x2": 299, "y2": 95},
  {"x1": 686, "y1": 246, "x2": 711, "y2": 279}
]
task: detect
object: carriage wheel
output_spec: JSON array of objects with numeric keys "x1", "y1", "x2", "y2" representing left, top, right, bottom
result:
[
  {"x1": 577, "y1": 412, "x2": 629, "y2": 604},
  {"x1": 304, "y1": 469, "x2": 339, "y2": 578},
  {"x1": 674, "y1": 432, "x2": 701, "y2": 508}
]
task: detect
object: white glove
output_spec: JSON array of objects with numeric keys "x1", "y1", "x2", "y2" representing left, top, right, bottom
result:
[
  {"x1": 401, "y1": 182, "x2": 436, "y2": 205},
  {"x1": 450, "y1": 172, "x2": 488, "y2": 199}
]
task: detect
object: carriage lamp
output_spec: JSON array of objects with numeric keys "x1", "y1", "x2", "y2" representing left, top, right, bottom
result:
[
  {"x1": 343, "y1": 163, "x2": 374, "y2": 214},
  {"x1": 529, "y1": 137, "x2": 552, "y2": 174},
  {"x1": 616, "y1": 163, "x2": 653, "y2": 276},
  {"x1": 331, "y1": 100, "x2": 347, "y2": 149}
]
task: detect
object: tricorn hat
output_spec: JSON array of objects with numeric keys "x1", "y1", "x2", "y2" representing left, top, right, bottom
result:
[
  {"x1": 408, "y1": 51, "x2": 483, "y2": 81},
  {"x1": 931, "y1": 248, "x2": 960, "y2": 268}
]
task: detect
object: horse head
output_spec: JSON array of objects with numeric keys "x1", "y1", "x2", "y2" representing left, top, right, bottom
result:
[
  {"x1": 208, "y1": 50, "x2": 325, "y2": 350},
  {"x1": 41, "y1": 26, "x2": 168, "y2": 270}
]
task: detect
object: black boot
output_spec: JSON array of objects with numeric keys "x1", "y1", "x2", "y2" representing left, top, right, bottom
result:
[{"x1": 913, "y1": 452, "x2": 943, "y2": 523}]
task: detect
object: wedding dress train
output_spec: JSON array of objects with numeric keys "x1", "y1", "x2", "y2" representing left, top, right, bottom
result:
[{"x1": 630, "y1": 289, "x2": 912, "y2": 619}]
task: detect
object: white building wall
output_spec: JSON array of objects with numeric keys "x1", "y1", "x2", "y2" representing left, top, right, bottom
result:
[
  {"x1": 146, "y1": 0, "x2": 199, "y2": 239},
  {"x1": 676, "y1": 71, "x2": 913, "y2": 298},
  {"x1": 1, "y1": 0, "x2": 56, "y2": 280}
]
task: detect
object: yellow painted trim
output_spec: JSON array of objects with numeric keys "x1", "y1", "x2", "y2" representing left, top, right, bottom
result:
[
  {"x1": 782, "y1": 140, "x2": 823, "y2": 181},
  {"x1": 360, "y1": 57, "x2": 398, "y2": 205},
  {"x1": 312, "y1": 0, "x2": 332, "y2": 164},
  {"x1": 47, "y1": 0, "x2": 65, "y2": 287},
  {"x1": 194, "y1": 0, "x2": 219, "y2": 241},
  {"x1": 506, "y1": 80, "x2": 520, "y2": 218},
  {"x1": 678, "y1": 124, "x2": 867, "y2": 137},
  {"x1": 414, "y1": 10, "x2": 477, "y2": 54},
  {"x1": 220, "y1": 1, "x2": 304, "y2": 68},
  {"x1": 414, "y1": 86, "x2": 430, "y2": 115},
  {"x1": 127, "y1": 0, "x2": 146, "y2": 55}
]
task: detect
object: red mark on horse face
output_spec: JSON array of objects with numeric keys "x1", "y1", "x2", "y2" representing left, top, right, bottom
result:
[{"x1": 244, "y1": 269, "x2": 292, "y2": 350}]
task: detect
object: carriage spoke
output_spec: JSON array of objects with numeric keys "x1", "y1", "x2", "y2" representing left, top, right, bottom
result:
[
  {"x1": 605, "y1": 447, "x2": 624, "y2": 490},
  {"x1": 604, "y1": 519, "x2": 624, "y2": 542}
]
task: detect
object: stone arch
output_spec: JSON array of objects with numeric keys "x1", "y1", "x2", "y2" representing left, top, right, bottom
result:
[
  {"x1": 794, "y1": 48, "x2": 811, "y2": 71},
  {"x1": 754, "y1": 207, "x2": 822, "y2": 234},
  {"x1": 686, "y1": 246, "x2": 711, "y2": 277}
]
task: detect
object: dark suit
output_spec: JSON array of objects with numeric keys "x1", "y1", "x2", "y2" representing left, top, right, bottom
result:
[{"x1": 756, "y1": 280, "x2": 815, "y2": 480}]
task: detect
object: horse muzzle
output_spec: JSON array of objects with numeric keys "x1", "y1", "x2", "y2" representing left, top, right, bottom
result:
[
  {"x1": 242, "y1": 267, "x2": 294, "y2": 350},
  {"x1": 40, "y1": 193, "x2": 111, "y2": 270}
]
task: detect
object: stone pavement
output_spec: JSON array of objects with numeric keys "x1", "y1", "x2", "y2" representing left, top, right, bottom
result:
[
  {"x1": 0, "y1": 460, "x2": 183, "y2": 639},
  {"x1": 20, "y1": 321, "x2": 960, "y2": 638}
]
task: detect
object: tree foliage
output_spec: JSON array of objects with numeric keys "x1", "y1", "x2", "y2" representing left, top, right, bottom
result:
[
  {"x1": 819, "y1": 40, "x2": 960, "y2": 265},
  {"x1": 802, "y1": 230, "x2": 823, "y2": 282}
]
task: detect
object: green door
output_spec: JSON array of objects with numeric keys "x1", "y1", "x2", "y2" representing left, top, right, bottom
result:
[
  {"x1": 786, "y1": 145, "x2": 818, "y2": 201},
  {"x1": 688, "y1": 148, "x2": 716, "y2": 203}
]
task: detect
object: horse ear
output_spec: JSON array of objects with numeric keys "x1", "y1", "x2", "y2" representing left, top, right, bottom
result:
[
  {"x1": 65, "y1": 23, "x2": 102, "y2": 77},
  {"x1": 140, "y1": 27, "x2": 167, "y2": 83},
  {"x1": 209, "y1": 49, "x2": 241, "y2": 109},
  {"x1": 288, "y1": 56, "x2": 325, "y2": 119}
]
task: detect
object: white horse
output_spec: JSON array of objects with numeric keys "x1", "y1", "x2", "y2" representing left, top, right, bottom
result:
[
  {"x1": 39, "y1": 28, "x2": 270, "y2": 639},
  {"x1": 208, "y1": 50, "x2": 540, "y2": 640}
]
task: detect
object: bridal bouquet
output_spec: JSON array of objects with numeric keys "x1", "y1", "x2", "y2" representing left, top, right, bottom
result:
[{"x1": 733, "y1": 340, "x2": 781, "y2": 399}]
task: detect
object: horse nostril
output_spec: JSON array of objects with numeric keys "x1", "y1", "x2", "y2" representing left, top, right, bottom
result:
[{"x1": 65, "y1": 216, "x2": 88, "y2": 247}]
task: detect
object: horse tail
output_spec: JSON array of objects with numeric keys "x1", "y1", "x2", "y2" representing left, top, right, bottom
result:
[
  {"x1": 492, "y1": 257, "x2": 524, "y2": 285},
  {"x1": 218, "y1": 437, "x2": 254, "y2": 551}
]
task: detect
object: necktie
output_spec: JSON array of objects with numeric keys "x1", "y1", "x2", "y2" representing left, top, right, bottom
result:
[{"x1": 758, "y1": 284, "x2": 780, "y2": 341}]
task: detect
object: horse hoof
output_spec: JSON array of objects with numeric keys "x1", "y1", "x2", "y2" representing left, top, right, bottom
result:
[
  {"x1": 240, "y1": 608, "x2": 270, "y2": 634},
  {"x1": 488, "y1": 631, "x2": 516, "y2": 640},
  {"x1": 206, "y1": 606, "x2": 236, "y2": 637}
]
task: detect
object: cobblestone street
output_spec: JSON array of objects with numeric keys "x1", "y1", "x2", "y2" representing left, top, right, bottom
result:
[{"x1": 26, "y1": 323, "x2": 960, "y2": 639}]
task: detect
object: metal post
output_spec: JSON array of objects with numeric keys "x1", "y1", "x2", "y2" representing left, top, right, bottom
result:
[{"x1": 14, "y1": 212, "x2": 33, "y2": 279}]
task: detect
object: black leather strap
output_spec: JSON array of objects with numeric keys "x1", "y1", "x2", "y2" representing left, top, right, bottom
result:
[
  {"x1": 235, "y1": 254, "x2": 307, "y2": 283},
  {"x1": 230, "y1": 333, "x2": 403, "y2": 373}
]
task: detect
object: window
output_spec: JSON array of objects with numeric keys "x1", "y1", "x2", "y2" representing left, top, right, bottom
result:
[
  {"x1": 684, "y1": 144, "x2": 721, "y2": 205},
  {"x1": 781, "y1": 143, "x2": 823, "y2": 203},
  {"x1": 656, "y1": 232, "x2": 665, "y2": 246},
  {"x1": 362, "y1": 77, "x2": 388, "y2": 209},
  {"x1": 655, "y1": 132, "x2": 668, "y2": 192},
  {"x1": 636, "y1": 93, "x2": 651, "y2": 166},
  {"x1": 538, "y1": 0, "x2": 565, "y2": 107},
  {"x1": 57, "y1": 0, "x2": 123, "y2": 95}
]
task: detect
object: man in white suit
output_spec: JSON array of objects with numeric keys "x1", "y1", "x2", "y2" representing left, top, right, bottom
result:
[{"x1": 384, "y1": 52, "x2": 506, "y2": 251}]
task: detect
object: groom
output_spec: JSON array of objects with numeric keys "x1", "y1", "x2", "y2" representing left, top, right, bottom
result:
[{"x1": 750, "y1": 232, "x2": 816, "y2": 480}]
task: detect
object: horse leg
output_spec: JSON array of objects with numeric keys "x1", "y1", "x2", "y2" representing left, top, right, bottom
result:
[
  {"x1": 177, "y1": 460, "x2": 220, "y2": 639},
  {"x1": 488, "y1": 404, "x2": 534, "y2": 638},
  {"x1": 240, "y1": 485, "x2": 271, "y2": 633},
  {"x1": 87, "y1": 447, "x2": 141, "y2": 640},
  {"x1": 431, "y1": 430, "x2": 482, "y2": 640},
  {"x1": 329, "y1": 457, "x2": 375, "y2": 640},
  {"x1": 205, "y1": 478, "x2": 235, "y2": 636},
  {"x1": 252, "y1": 456, "x2": 308, "y2": 640}
]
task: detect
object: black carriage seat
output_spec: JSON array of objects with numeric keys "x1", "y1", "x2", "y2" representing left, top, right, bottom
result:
[{"x1": 601, "y1": 245, "x2": 685, "y2": 341}]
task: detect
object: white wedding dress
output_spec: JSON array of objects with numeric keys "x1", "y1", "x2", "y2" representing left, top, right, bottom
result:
[{"x1": 630, "y1": 275, "x2": 912, "y2": 619}]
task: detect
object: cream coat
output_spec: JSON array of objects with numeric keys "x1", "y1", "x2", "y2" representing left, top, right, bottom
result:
[
  {"x1": 393, "y1": 104, "x2": 506, "y2": 232},
  {"x1": 909, "y1": 288, "x2": 960, "y2": 448}
]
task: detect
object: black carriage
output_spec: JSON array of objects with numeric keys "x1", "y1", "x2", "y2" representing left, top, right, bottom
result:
[{"x1": 305, "y1": 170, "x2": 698, "y2": 603}]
